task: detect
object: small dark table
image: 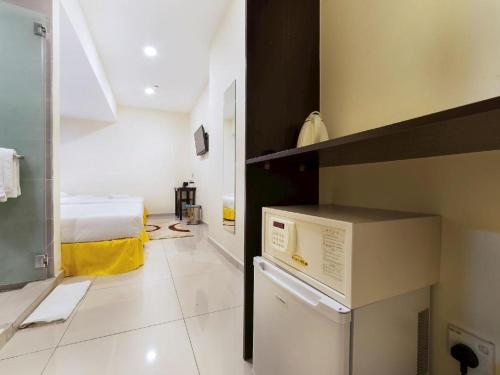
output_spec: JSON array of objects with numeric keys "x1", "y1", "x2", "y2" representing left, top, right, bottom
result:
[{"x1": 174, "y1": 187, "x2": 196, "y2": 220}]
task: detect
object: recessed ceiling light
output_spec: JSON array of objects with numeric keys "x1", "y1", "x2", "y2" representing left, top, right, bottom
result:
[
  {"x1": 145, "y1": 85, "x2": 159, "y2": 96},
  {"x1": 143, "y1": 46, "x2": 157, "y2": 57},
  {"x1": 146, "y1": 350, "x2": 157, "y2": 363}
]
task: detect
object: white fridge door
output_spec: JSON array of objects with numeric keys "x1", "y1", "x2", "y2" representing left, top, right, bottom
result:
[{"x1": 253, "y1": 257, "x2": 351, "y2": 375}]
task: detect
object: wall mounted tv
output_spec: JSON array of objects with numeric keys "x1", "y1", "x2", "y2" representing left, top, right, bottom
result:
[{"x1": 194, "y1": 125, "x2": 209, "y2": 155}]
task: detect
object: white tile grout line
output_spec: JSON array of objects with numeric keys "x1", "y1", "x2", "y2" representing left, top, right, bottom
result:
[
  {"x1": 84, "y1": 248, "x2": 172, "y2": 292},
  {"x1": 45, "y1": 260, "x2": 177, "y2": 350},
  {"x1": 0, "y1": 348, "x2": 49, "y2": 362},
  {"x1": 161, "y1": 237, "x2": 201, "y2": 375},
  {"x1": 87, "y1": 277, "x2": 172, "y2": 292},
  {"x1": 55, "y1": 318, "x2": 185, "y2": 349},
  {"x1": 39, "y1": 304, "x2": 244, "y2": 352},
  {"x1": 171, "y1": 266, "x2": 242, "y2": 280},
  {"x1": 178, "y1": 304, "x2": 244, "y2": 320}
]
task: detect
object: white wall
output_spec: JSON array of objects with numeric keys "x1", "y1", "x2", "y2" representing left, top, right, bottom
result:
[
  {"x1": 189, "y1": 0, "x2": 245, "y2": 263},
  {"x1": 320, "y1": 152, "x2": 500, "y2": 374},
  {"x1": 61, "y1": 106, "x2": 191, "y2": 214},
  {"x1": 321, "y1": 0, "x2": 500, "y2": 139},
  {"x1": 189, "y1": 88, "x2": 210, "y2": 219},
  {"x1": 320, "y1": 0, "x2": 500, "y2": 373}
]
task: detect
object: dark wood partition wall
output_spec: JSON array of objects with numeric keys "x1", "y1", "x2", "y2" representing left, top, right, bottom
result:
[
  {"x1": 244, "y1": 0, "x2": 320, "y2": 359},
  {"x1": 246, "y1": 0, "x2": 320, "y2": 159}
]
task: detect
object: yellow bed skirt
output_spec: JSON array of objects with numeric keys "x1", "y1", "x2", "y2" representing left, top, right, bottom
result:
[
  {"x1": 223, "y1": 207, "x2": 235, "y2": 221},
  {"x1": 61, "y1": 209, "x2": 150, "y2": 277}
]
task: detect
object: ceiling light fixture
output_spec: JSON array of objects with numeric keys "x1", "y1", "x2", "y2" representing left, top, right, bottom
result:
[
  {"x1": 143, "y1": 46, "x2": 157, "y2": 57},
  {"x1": 145, "y1": 85, "x2": 159, "y2": 96},
  {"x1": 146, "y1": 350, "x2": 157, "y2": 364}
]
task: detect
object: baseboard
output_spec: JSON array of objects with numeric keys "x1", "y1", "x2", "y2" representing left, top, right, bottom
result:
[{"x1": 208, "y1": 236, "x2": 244, "y2": 272}]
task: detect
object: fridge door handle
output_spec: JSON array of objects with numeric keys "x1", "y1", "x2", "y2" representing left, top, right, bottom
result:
[
  {"x1": 255, "y1": 259, "x2": 317, "y2": 306},
  {"x1": 254, "y1": 257, "x2": 351, "y2": 323}
]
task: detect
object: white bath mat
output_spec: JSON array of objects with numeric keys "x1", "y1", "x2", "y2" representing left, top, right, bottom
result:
[{"x1": 20, "y1": 280, "x2": 91, "y2": 328}]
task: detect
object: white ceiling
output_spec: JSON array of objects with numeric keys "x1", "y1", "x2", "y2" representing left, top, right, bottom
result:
[
  {"x1": 60, "y1": 0, "x2": 117, "y2": 122},
  {"x1": 78, "y1": 0, "x2": 232, "y2": 113}
]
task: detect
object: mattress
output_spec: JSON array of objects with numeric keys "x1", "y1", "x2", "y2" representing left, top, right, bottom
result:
[{"x1": 61, "y1": 195, "x2": 144, "y2": 243}]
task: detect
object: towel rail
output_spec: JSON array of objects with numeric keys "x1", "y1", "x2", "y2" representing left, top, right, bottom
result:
[{"x1": 14, "y1": 154, "x2": 24, "y2": 159}]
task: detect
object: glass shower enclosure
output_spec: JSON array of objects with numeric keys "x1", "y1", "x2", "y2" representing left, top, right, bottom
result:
[{"x1": 0, "y1": 0, "x2": 51, "y2": 289}]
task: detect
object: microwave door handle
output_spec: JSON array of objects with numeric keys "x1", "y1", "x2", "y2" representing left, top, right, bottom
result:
[{"x1": 256, "y1": 260, "x2": 318, "y2": 307}]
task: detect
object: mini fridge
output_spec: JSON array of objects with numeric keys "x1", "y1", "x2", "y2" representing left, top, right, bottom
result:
[{"x1": 253, "y1": 257, "x2": 431, "y2": 375}]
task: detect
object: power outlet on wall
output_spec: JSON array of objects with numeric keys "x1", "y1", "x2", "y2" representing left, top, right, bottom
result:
[{"x1": 448, "y1": 324, "x2": 495, "y2": 375}]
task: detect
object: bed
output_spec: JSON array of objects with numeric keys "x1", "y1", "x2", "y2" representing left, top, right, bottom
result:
[{"x1": 60, "y1": 194, "x2": 149, "y2": 277}]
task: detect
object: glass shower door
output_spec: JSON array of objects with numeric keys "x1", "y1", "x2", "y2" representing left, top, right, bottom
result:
[{"x1": 0, "y1": 1, "x2": 48, "y2": 287}]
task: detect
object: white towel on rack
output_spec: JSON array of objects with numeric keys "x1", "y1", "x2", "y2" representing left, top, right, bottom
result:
[{"x1": 0, "y1": 148, "x2": 21, "y2": 202}]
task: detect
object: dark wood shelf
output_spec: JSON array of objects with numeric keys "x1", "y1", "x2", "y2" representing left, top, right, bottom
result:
[{"x1": 246, "y1": 96, "x2": 500, "y2": 168}]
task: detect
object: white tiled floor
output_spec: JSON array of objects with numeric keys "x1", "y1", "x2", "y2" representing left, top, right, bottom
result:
[
  {"x1": 0, "y1": 223, "x2": 252, "y2": 375},
  {"x1": 186, "y1": 307, "x2": 253, "y2": 375}
]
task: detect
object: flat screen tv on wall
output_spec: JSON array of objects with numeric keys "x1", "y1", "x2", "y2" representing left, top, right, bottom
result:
[{"x1": 194, "y1": 125, "x2": 209, "y2": 155}]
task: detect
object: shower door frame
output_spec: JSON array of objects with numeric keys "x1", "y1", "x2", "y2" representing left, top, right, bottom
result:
[{"x1": 0, "y1": 0, "x2": 54, "y2": 290}]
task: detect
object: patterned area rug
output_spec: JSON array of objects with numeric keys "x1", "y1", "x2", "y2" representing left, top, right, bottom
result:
[{"x1": 145, "y1": 219, "x2": 194, "y2": 240}]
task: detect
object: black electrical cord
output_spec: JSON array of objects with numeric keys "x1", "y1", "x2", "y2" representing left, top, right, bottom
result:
[{"x1": 450, "y1": 343, "x2": 479, "y2": 375}]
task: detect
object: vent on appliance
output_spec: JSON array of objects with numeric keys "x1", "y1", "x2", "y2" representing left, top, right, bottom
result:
[{"x1": 416, "y1": 308, "x2": 430, "y2": 375}]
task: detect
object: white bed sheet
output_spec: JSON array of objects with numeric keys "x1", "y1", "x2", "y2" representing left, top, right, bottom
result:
[{"x1": 61, "y1": 195, "x2": 144, "y2": 243}]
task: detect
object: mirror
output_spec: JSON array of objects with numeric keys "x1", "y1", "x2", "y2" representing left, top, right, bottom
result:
[{"x1": 222, "y1": 81, "x2": 236, "y2": 233}]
